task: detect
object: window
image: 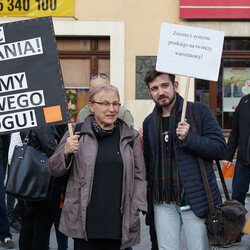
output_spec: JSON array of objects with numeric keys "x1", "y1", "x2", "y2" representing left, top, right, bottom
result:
[
  {"x1": 195, "y1": 38, "x2": 250, "y2": 130},
  {"x1": 56, "y1": 37, "x2": 110, "y2": 122}
]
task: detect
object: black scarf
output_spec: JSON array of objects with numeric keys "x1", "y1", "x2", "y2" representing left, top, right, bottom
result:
[{"x1": 92, "y1": 117, "x2": 118, "y2": 138}]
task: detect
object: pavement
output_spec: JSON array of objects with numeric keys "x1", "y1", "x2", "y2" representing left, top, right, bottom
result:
[
  {"x1": 134, "y1": 196, "x2": 250, "y2": 250},
  {"x1": 1, "y1": 187, "x2": 250, "y2": 249}
]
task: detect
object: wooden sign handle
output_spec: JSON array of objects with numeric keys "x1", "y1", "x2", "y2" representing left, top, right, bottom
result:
[
  {"x1": 68, "y1": 123, "x2": 73, "y2": 137},
  {"x1": 181, "y1": 76, "x2": 191, "y2": 122}
]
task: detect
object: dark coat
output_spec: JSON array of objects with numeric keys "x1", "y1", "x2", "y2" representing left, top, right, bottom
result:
[
  {"x1": 0, "y1": 134, "x2": 10, "y2": 172},
  {"x1": 20, "y1": 126, "x2": 60, "y2": 214},
  {"x1": 224, "y1": 94, "x2": 250, "y2": 166},
  {"x1": 143, "y1": 94, "x2": 227, "y2": 224}
]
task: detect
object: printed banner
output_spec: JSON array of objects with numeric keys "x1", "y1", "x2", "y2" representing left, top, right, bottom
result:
[
  {"x1": 0, "y1": 0, "x2": 74, "y2": 17},
  {"x1": 0, "y1": 17, "x2": 70, "y2": 134},
  {"x1": 223, "y1": 67, "x2": 250, "y2": 112},
  {"x1": 156, "y1": 23, "x2": 224, "y2": 81}
]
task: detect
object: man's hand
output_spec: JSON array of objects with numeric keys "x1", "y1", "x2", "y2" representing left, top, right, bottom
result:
[{"x1": 176, "y1": 119, "x2": 190, "y2": 141}]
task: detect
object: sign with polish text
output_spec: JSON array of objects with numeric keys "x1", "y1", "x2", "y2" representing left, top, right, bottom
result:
[
  {"x1": 0, "y1": 17, "x2": 69, "y2": 134},
  {"x1": 156, "y1": 23, "x2": 224, "y2": 81}
]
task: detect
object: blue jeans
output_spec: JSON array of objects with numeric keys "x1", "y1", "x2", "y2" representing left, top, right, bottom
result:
[
  {"x1": 232, "y1": 160, "x2": 250, "y2": 206},
  {"x1": 0, "y1": 164, "x2": 12, "y2": 242},
  {"x1": 154, "y1": 203, "x2": 210, "y2": 250},
  {"x1": 54, "y1": 208, "x2": 68, "y2": 250}
]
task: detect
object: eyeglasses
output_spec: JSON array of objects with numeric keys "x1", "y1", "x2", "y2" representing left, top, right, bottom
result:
[
  {"x1": 92, "y1": 101, "x2": 121, "y2": 108},
  {"x1": 90, "y1": 73, "x2": 110, "y2": 81}
]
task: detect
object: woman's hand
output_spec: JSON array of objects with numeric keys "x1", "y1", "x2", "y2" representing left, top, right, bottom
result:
[{"x1": 64, "y1": 135, "x2": 80, "y2": 158}]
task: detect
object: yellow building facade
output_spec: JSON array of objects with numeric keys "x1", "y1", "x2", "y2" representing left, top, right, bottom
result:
[{"x1": 1, "y1": 0, "x2": 250, "y2": 130}]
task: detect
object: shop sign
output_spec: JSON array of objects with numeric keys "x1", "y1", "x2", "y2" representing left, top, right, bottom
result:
[
  {"x1": 0, "y1": 17, "x2": 69, "y2": 134},
  {"x1": 0, "y1": 0, "x2": 74, "y2": 17},
  {"x1": 180, "y1": 0, "x2": 250, "y2": 19}
]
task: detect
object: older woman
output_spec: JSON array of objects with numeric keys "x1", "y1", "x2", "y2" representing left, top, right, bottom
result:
[{"x1": 48, "y1": 84, "x2": 147, "y2": 250}]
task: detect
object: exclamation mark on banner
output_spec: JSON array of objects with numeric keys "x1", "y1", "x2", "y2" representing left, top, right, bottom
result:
[
  {"x1": 36, "y1": 38, "x2": 42, "y2": 53},
  {"x1": 30, "y1": 111, "x2": 35, "y2": 125}
]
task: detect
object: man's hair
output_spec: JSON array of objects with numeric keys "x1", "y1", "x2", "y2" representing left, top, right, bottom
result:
[
  {"x1": 144, "y1": 65, "x2": 175, "y2": 87},
  {"x1": 89, "y1": 84, "x2": 120, "y2": 103}
]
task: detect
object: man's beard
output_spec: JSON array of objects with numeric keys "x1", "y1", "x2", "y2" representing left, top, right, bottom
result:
[{"x1": 154, "y1": 92, "x2": 176, "y2": 108}]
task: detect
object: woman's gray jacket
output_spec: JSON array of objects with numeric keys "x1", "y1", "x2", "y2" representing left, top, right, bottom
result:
[{"x1": 48, "y1": 116, "x2": 147, "y2": 249}]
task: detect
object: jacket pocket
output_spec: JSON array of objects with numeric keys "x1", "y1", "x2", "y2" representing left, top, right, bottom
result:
[
  {"x1": 129, "y1": 202, "x2": 140, "y2": 233},
  {"x1": 62, "y1": 190, "x2": 81, "y2": 233}
]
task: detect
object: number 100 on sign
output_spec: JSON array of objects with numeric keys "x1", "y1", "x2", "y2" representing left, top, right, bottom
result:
[{"x1": 0, "y1": 0, "x2": 74, "y2": 17}]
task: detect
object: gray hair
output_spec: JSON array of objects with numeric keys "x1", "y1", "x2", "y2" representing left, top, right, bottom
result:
[{"x1": 89, "y1": 84, "x2": 120, "y2": 102}]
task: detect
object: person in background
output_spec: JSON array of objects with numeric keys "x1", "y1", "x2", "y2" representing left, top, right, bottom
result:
[
  {"x1": 51, "y1": 192, "x2": 68, "y2": 250},
  {"x1": 234, "y1": 82, "x2": 243, "y2": 97},
  {"x1": 143, "y1": 65, "x2": 227, "y2": 250},
  {"x1": 49, "y1": 84, "x2": 147, "y2": 250},
  {"x1": 224, "y1": 76, "x2": 236, "y2": 97},
  {"x1": 223, "y1": 93, "x2": 250, "y2": 246},
  {"x1": 6, "y1": 132, "x2": 23, "y2": 233},
  {"x1": 19, "y1": 126, "x2": 61, "y2": 250},
  {"x1": 0, "y1": 134, "x2": 15, "y2": 249},
  {"x1": 77, "y1": 73, "x2": 134, "y2": 127},
  {"x1": 244, "y1": 78, "x2": 250, "y2": 88}
]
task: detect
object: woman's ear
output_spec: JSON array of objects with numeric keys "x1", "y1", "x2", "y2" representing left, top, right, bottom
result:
[{"x1": 89, "y1": 102, "x2": 94, "y2": 113}]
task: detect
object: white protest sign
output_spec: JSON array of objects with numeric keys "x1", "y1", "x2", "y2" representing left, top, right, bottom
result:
[{"x1": 156, "y1": 23, "x2": 224, "y2": 81}]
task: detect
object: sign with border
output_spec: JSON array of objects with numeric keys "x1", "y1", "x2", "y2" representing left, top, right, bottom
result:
[
  {"x1": 156, "y1": 23, "x2": 224, "y2": 81},
  {"x1": 0, "y1": 17, "x2": 69, "y2": 134}
]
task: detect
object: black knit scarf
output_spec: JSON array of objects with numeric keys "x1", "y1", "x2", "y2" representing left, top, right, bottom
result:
[
  {"x1": 153, "y1": 93, "x2": 182, "y2": 204},
  {"x1": 92, "y1": 117, "x2": 118, "y2": 138}
]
